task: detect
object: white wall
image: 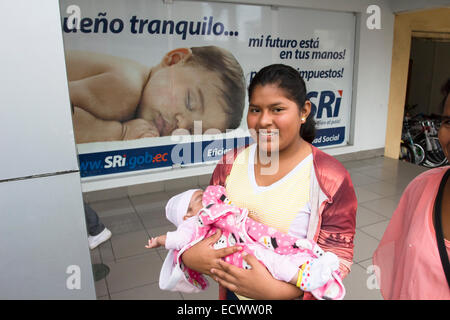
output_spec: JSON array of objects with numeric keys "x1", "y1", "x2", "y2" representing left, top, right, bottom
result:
[{"x1": 0, "y1": 0, "x2": 95, "y2": 299}]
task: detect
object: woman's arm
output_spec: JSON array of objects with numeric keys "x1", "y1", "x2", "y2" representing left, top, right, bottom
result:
[
  {"x1": 211, "y1": 254, "x2": 303, "y2": 300},
  {"x1": 181, "y1": 229, "x2": 242, "y2": 277},
  {"x1": 317, "y1": 174, "x2": 357, "y2": 279}
]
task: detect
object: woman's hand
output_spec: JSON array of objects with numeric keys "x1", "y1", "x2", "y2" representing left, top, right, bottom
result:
[
  {"x1": 211, "y1": 253, "x2": 304, "y2": 300},
  {"x1": 181, "y1": 229, "x2": 242, "y2": 277}
]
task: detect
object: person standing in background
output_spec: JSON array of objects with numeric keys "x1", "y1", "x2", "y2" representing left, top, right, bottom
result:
[
  {"x1": 84, "y1": 203, "x2": 112, "y2": 250},
  {"x1": 373, "y1": 78, "x2": 450, "y2": 299}
]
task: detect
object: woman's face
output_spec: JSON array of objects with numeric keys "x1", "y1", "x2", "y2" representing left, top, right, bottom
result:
[
  {"x1": 438, "y1": 94, "x2": 450, "y2": 160},
  {"x1": 139, "y1": 64, "x2": 227, "y2": 136},
  {"x1": 247, "y1": 84, "x2": 310, "y2": 154}
]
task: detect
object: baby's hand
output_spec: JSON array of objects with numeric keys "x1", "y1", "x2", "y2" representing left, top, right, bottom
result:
[
  {"x1": 122, "y1": 118, "x2": 160, "y2": 140},
  {"x1": 145, "y1": 237, "x2": 160, "y2": 249}
]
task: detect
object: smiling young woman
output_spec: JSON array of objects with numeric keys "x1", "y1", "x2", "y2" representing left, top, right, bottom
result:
[{"x1": 181, "y1": 64, "x2": 357, "y2": 300}]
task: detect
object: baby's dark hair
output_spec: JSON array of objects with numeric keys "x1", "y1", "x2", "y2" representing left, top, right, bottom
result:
[
  {"x1": 187, "y1": 46, "x2": 246, "y2": 130},
  {"x1": 248, "y1": 64, "x2": 316, "y2": 143}
]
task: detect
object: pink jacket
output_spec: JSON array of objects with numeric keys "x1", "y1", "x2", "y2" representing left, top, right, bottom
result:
[
  {"x1": 373, "y1": 167, "x2": 450, "y2": 299},
  {"x1": 210, "y1": 145, "x2": 357, "y2": 300}
]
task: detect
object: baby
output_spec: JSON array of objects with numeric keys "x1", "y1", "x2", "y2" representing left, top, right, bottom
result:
[
  {"x1": 66, "y1": 46, "x2": 245, "y2": 143},
  {"x1": 146, "y1": 185, "x2": 345, "y2": 300}
]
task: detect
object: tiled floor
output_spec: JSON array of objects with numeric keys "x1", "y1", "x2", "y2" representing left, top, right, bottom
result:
[{"x1": 87, "y1": 157, "x2": 430, "y2": 300}]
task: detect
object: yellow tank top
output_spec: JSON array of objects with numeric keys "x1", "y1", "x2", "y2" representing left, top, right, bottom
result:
[{"x1": 225, "y1": 144, "x2": 313, "y2": 236}]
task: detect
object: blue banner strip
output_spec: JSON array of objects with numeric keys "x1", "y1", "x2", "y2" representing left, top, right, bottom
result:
[
  {"x1": 79, "y1": 128, "x2": 345, "y2": 178},
  {"x1": 78, "y1": 137, "x2": 251, "y2": 177},
  {"x1": 312, "y1": 127, "x2": 345, "y2": 147}
]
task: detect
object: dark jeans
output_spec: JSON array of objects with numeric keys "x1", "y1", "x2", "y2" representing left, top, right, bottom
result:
[{"x1": 84, "y1": 202, "x2": 105, "y2": 236}]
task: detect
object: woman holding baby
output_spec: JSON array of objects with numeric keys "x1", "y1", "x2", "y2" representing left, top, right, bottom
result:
[{"x1": 181, "y1": 64, "x2": 357, "y2": 300}]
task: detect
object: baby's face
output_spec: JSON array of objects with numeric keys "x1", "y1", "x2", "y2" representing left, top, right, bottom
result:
[
  {"x1": 138, "y1": 64, "x2": 228, "y2": 136},
  {"x1": 183, "y1": 190, "x2": 204, "y2": 220}
]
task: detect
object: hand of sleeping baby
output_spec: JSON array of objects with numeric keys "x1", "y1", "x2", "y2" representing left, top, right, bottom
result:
[
  {"x1": 145, "y1": 238, "x2": 158, "y2": 249},
  {"x1": 145, "y1": 236, "x2": 164, "y2": 249},
  {"x1": 122, "y1": 118, "x2": 160, "y2": 140}
]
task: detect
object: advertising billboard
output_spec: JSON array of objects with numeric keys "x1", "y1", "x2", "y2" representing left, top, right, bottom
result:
[{"x1": 59, "y1": 0, "x2": 355, "y2": 179}]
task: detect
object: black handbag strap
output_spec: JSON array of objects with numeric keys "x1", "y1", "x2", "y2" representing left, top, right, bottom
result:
[{"x1": 433, "y1": 168, "x2": 450, "y2": 289}]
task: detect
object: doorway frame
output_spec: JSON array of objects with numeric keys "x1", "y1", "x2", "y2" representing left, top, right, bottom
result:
[{"x1": 384, "y1": 8, "x2": 450, "y2": 159}]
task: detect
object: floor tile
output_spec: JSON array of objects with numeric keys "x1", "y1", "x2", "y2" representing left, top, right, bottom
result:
[
  {"x1": 343, "y1": 263, "x2": 382, "y2": 300},
  {"x1": 359, "y1": 220, "x2": 390, "y2": 241},
  {"x1": 356, "y1": 206, "x2": 388, "y2": 228},
  {"x1": 130, "y1": 192, "x2": 169, "y2": 215},
  {"x1": 90, "y1": 198, "x2": 135, "y2": 218},
  {"x1": 359, "y1": 197, "x2": 399, "y2": 218},
  {"x1": 381, "y1": 176, "x2": 415, "y2": 194},
  {"x1": 342, "y1": 160, "x2": 373, "y2": 171},
  {"x1": 94, "y1": 278, "x2": 108, "y2": 298},
  {"x1": 359, "y1": 181, "x2": 401, "y2": 197},
  {"x1": 105, "y1": 252, "x2": 162, "y2": 294},
  {"x1": 138, "y1": 210, "x2": 171, "y2": 230},
  {"x1": 101, "y1": 212, "x2": 145, "y2": 235},
  {"x1": 354, "y1": 186, "x2": 385, "y2": 203},
  {"x1": 147, "y1": 224, "x2": 177, "y2": 238},
  {"x1": 110, "y1": 282, "x2": 183, "y2": 300},
  {"x1": 90, "y1": 248, "x2": 101, "y2": 264},
  {"x1": 357, "y1": 166, "x2": 398, "y2": 181},
  {"x1": 357, "y1": 258, "x2": 375, "y2": 269},
  {"x1": 165, "y1": 177, "x2": 200, "y2": 192},
  {"x1": 353, "y1": 230, "x2": 380, "y2": 263},
  {"x1": 362, "y1": 157, "x2": 399, "y2": 168},
  {"x1": 128, "y1": 182, "x2": 165, "y2": 197},
  {"x1": 383, "y1": 193, "x2": 404, "y2": 206},
  {"x1": 98, "y1": 239, "x2": 115, "y2": 263},
  {"x1": 348, "y1": 171, "x2": 380, "y2": 187},
  {"x1": 85, "y1": 187, "x2": 128, "y2": 203},
  {"x1": 110, "y1": 230, "x2": 151, "y2": 260}
]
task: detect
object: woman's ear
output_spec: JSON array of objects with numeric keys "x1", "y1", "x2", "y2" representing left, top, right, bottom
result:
[
  {"x1": 161, "y1": 48, "x2": 193, "y2": 66},
  {"x1": 301, "y1": 100, "x2": 312, "y2": 121}
]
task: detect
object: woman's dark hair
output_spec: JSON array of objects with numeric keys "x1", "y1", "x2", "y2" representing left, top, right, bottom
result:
[
  {"x1": 441, "y1": 78, "x2": 450, "y2": 112},
  {"x1": 248, "y1": 64, "x2": 316, "y2": 143}
]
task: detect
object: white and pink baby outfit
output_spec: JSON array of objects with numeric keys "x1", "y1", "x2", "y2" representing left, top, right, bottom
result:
[{"x1": 159, "y1": 185, "x2": 345, "y2": 300}]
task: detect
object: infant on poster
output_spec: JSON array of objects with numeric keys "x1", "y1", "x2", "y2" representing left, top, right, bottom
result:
[
  {"x1": 66, "y1": 46, "x2": 245, "y2": 143},
  {"x1": 146, "y1": 185, "x2": 346, "y2": 300}
]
